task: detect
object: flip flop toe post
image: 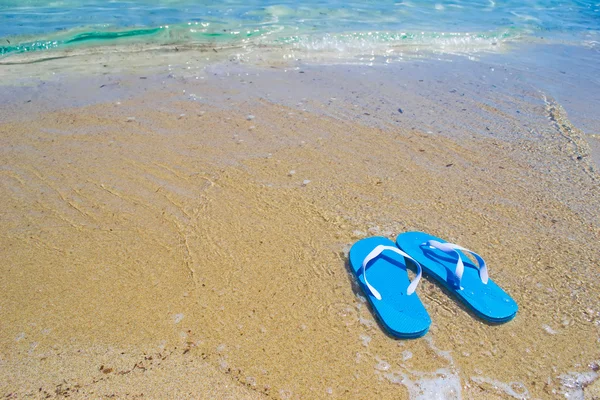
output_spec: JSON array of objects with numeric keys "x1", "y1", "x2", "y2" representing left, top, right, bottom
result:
[{"x1": 349, "y1": 237, "x2": 431, "y2": 338}]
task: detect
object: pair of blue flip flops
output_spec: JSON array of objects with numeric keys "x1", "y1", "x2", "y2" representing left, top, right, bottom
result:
[{"x1": 349, "y1": 231, "x2": 518, "y2": 339}]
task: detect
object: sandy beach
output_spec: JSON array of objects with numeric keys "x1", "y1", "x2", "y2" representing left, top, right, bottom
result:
[{"x1": 1, "y1": 57, "x2": 599, "y2": 398}]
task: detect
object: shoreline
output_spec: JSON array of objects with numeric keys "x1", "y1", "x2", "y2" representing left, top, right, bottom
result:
[
  {"x1": 2, "y1": 42, "x2": 599, "y2": 169},
  {"x1": 1, "y1": 48, "x2": 599, "y2": 398}
]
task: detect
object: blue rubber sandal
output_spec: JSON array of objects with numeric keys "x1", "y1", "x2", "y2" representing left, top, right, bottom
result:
[
  {"x1": 396, "y1": 231, "x2": 518, "y2": 323},
  {"x1": 349, "y1": 237, "x2": 431, "y2": 338}
]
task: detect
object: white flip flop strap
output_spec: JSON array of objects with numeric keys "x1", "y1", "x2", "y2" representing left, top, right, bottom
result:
[
  {"x1": 425, "y1": 240, "x2": 489, "y2": 286},
  {"x1": 361, "y1": 245, "x2": 423, "y2": 300}
]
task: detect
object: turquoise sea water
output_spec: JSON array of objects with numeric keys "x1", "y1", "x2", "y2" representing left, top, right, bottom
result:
[{"x1": 0, "y1": 0, "x2": 598, "y2": 60}]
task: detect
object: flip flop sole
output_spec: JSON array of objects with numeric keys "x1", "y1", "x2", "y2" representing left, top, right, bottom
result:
[
  {"x1": 396, "y1": 232, "x2": 518, "y2": 323},
  {"x1": 349, "y1": 237, "x2": 431, "y2": 338}
]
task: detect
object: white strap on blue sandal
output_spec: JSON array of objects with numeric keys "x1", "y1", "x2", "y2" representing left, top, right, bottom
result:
[
  {"x1": 361, "y1": 244, "x2": 423, "y2": 300},
  {"x1": 424, "y1": 240, "x2": 488, "y2": 290}
]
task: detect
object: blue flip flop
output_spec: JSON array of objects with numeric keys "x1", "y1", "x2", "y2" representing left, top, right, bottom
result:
[
  {"x1": 396, "y1": 232, "x2": 518, "y2": 323},
  {"x1": 349, "y1": 237, "x2": 431, "y2": 338}
]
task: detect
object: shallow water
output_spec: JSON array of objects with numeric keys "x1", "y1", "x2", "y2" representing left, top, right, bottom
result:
[
  {"x1": 1, "y1": 1, "x2": 599, "y2": 399},
  {"x1": 1, "y1": 0, "x2": 599, "y2": 60},
  {"x1": 0, "y1": 64, "x2": 599, "y2": 398}
]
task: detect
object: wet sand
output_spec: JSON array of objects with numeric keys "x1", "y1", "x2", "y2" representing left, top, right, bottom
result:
[{"x1": 1, "y1": 64, "x2": 599, "y2": 399}]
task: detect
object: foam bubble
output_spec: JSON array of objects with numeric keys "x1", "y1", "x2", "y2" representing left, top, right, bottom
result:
[
  {"x1": 375, "y1": 357, "x2": 391, "y2": 371},
  {"x1": 384, "y1": 369, "x2": 461, "y2": 400},
  {"x1": 28, "y1": 342, "x2": 39, "y2": 354},
  {"x1": 359, "y1": 334, "x2": 372, "y2": 347},
  {"x1": 559, "y1": 371, "x2": 599, "y2": 399},
  {"x1": 470, "y1": 376, "x2": 529, "y2": 399},
  {"x1": 355, "y1": 352, "x2": 362, "y2": 363},
  {"x1": 359, "y1": 316, "x2": 376, "y2": 328},
  {"x1": 219, "y1": 358, "x2": 229, "y2": 371},
  {"x1": 368, "y1": 226, "x2": 381, "y2": 234},
  {"x1": 425, "y1": 336, "x2": 454, "y2": 363},
  {"x1": 352, "y1": 230, "x2": 366, "y2": 238},
  {"x1": 173, "y1": 313, "x2": 184, "y2": 324},
  {"x1": 414, "y1": 373, "x2": 461, "y2": 399}
]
